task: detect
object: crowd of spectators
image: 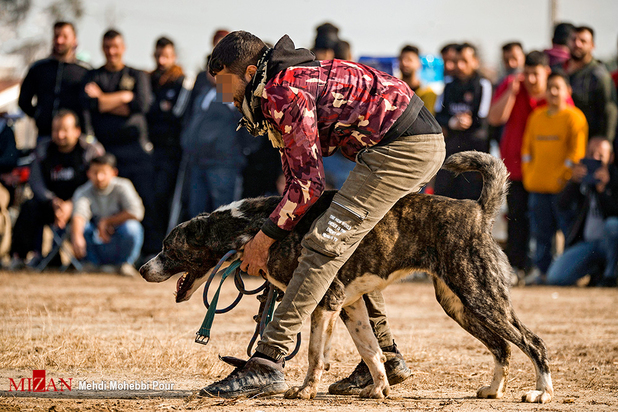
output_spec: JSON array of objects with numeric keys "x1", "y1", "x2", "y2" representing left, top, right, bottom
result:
[{"x1": 0, "y1": 19, "x2": 617, "y2": 286}]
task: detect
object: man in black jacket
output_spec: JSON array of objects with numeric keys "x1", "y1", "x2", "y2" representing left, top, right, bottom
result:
[
  {"x1": 82, "y1": 29, "x2": 157, "y2": 258},
  {"x1": 9, "y1": 110, "x2": 104, "y2": 269},
  {"x1": 147, "y1": 36, "x2": 189, "y2": 249},
  {"x1": 18, "y1": 21, "x2": 91, "y2": 140},
  {"x1": 434, "y1": 43, "x2": 492, "y2": 200},
  {"x1": 546, "y1": 137, "x2": 618, "y2": 287}
]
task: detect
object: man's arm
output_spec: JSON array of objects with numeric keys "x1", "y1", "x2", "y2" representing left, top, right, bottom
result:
[
  {"x1": 18, "y1": 68, "x2": 37, "y2": 118},
  {"x1": 71, "y1": 214, "x2": 88, "y2": 259},
  {"x1": 127, "y1": 70, "x2": 152, "y2": 114},
  {"x1": 97, "y1": 210, "x2": 138, "y2": 243},
  {"x1": 85, "y1": 82, "x2": 133, "y2": 114},
  {"x1": 594, "y1": 73, "x2": 618, "y2": 141},
  {"x1": 488, "y1": 76, "x2": 519, "y2": 126}
]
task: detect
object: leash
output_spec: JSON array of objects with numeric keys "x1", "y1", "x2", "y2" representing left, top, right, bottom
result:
[{"x1": 195, "y1": 250, "x2": 302, "y2": 361}]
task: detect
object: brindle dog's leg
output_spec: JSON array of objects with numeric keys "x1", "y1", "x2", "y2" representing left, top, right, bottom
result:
[
  {"x1": 340, "y1": 299, "x2": 389, "y2": 399},
  {"x1": 434, "y1": 274, "x2": 554, "y2": 403},
  {"x1": 285, "y1": 306, "x2": 340, "y2": 399},
  {"x1": 433, "y1": 278, "x2": 511, "y2": 399}
]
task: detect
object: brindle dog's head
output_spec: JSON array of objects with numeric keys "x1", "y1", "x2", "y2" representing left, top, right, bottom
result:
[{"x1": 139, "y1": 198, "x2": 279, "y2": 302}]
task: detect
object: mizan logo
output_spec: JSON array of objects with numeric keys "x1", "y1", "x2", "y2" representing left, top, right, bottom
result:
[{"x1": 9, "y1": 370, "x2": 72, "y2": 392}]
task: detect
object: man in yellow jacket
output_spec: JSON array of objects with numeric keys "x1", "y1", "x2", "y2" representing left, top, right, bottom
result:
[{"x1": 521, "y1": 71, "x2": 588, "y2": 284}]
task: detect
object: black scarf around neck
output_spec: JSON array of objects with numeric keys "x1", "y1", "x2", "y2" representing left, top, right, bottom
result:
[{"x1": 238, "y1": 35, "x2": 319, "y2": 148}]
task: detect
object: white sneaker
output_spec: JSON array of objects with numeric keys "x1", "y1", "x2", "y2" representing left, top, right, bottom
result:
[{"x1": 118, "y1": 262, "x2": 139, "y2": 277}]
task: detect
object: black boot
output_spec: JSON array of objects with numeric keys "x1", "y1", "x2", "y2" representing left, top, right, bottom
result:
[
  {"x1": 200, "y1": 356, "x2": 288, "y2": 398},
  {"x1": 328, "y1": 346, "x2": 411, "y2": 395}
]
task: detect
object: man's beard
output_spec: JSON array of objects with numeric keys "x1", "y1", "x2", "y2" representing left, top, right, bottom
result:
[
  {"x1": 570, "y1": 50, "x2": 585, "y2": 61},
  {"x1": 53, "y1": 45, "x2": 72, "y2": 57}
]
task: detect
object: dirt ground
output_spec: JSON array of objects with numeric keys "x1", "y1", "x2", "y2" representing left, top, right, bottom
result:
[{"x1": 0, "y1": 270, "x2": 617, "y2": 412}]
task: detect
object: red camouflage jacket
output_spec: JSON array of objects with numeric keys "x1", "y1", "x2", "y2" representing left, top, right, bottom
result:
[{"x1": 260, "y1": 59, "x2": 413, "y2": 235}]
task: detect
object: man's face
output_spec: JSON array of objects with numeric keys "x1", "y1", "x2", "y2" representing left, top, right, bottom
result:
[
  {"x1": 546, "y1": 76, "x2": 570, "y2": 107},
  {"x1": 103, "y1": 36, "x2": 125, "y2": 67},
  {"x1": 215, "y1": 67, "x2": 250, "y2": 110},
  {"x1": 569, "y1": 30, "x2": 594, "y2": 61},
  {"x1": 523, "y1": 64, "x2": 549, "y2": 96},
  {"x1": 53, "y1": 25, "x2": 76, "y2": 57},
  {"x1": 399, "y1": 51, "x2": 421, "y2": 77},
  {"x1": 154, "y1": 44, "x2": 176, "y2": 71},
  {"x1": 87, "y1": 163, "x2": 117, "y2": 191},
  {"x1": 441, "y1": 48, "x2": 458, "y2": 77},
  {"x1": 51, "y1": 114, "x2": 81, "y2": 152},
  {"x1": 587, "y1": 138, "x2": 612, "y2": 166},
  {"x1": 456, "y1": 47, "x2": 478, "y2": 80},
  {"x1": 502, "y1": 46, "x2": 525, "y2": 72}
]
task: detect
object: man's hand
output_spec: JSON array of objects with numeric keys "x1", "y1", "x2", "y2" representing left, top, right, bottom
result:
[
  {"x1": 449, "y1": 112, "x2": 473, "y2": 131},
  {"x1": 72, "y1": 233, "x2": 87, "y2": 259},
  {"x1": 97, "y1": 218, "x2": 115, "y2": 243},
  {"x1": 571, "y1": 163, "x2": 587, "y2": 183},
  {"x1": 52, "y1": 198, "x2": 72, "y2": 229},
  {"x1": 85, "y1": 82, "x2": 103, "y2": 98},
  {"x1": 595, "y1": 166, "x2": 610, "y2": 193},
  {"x1": 240, "y1": 230, "x2": 276, "y2": 277}
]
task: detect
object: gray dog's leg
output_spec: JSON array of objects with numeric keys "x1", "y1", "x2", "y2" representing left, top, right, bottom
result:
[
  {"x1": 341, "y1": 299, "x2": 389, "y2": 399},
  {"x1": 285, "y1": 306, "x2": 340, "y2": 399}
]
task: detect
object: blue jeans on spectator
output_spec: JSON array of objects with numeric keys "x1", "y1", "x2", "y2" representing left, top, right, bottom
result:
[
  {"x1": 547, "y1": 217, "x2": 618, "y2": 285},
  {"x1": 84, "y1": 220, "x2": 144, "y2": 266},
  {"x1": 188, "y1": 164, "x2": 241, "y2": 217},
  {"x1": 528, "y1": 192, "x2": 571, "y2": 274}
]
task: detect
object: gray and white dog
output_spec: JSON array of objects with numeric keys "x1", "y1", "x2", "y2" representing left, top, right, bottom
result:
[{"x1": 140, "y1": 151, "x2": 553, "y2": 403}]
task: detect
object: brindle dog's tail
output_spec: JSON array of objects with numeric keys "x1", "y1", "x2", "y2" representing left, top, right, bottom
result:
[{"x1": 442, "y1": 151, "x2": 510, "y2": 223}]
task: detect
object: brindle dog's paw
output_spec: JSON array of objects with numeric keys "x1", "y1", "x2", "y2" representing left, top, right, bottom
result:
[
  {"x1": 477, "y1": 385, "x2": 504, "y2": 399},
  {"x1": 359, "y1": 383, "x2": 389, "y2": 399},
  {"x1": 284, "y1": 385, "x2": 317, "y2": 399},
  {"x1": 522, "y1": 389, "x2": 552, "y2": 403}
]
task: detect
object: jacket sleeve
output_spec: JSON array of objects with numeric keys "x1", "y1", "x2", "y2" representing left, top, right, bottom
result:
[
  {"x1": 128, "y1": 70, "x2": 152, "y2": 114},
  {"x1": 29, "y1": 141, "x2": 55, "y2": 203},
  {"x1": 18, "y1": 66, "x2": 37, "y2": 118},
  {"x1": 594, "y1": 72, "x2": 618, "y2": 141},
  {"x1": 598, "y1": 165, "x2": 618, "y2": 217},
  {"x1": 260, "y1": 85, "x2": 325, "y2": 239}
]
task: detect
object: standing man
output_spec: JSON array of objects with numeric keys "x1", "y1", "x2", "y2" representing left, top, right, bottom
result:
[
  {"x1": 488, "y1": 51, "x2": 555, "y2": 282},
  {"x1": 9, "y1": 110, "x2": 104, "y2": 269},
  {"x1": 434, "y1": 43, "x2": 492, "y2": 200},
  {"x1": 561, "y1": 26, "x2": 617, "y2": 142},
  {"x1": 147, "y1": 36, "x2": 189, "y2": 249},
  {"x1": 399, "y1": 45, "x2": 437, "y2": 114},
  {"x1": 19, "y1": 21, "x2": 91, "y2": 140},
  {"x1": 202, "y1": 31, "x2": 445, "y2": 398},
  {"x1": 544, "y1": 22, "x2": 574, "y2": 67},
  {"x1": 500, "y1": 42, "x2": 525, "y2": 79},
  {"x1": 82, "y1": 29, "x2": 156, "y2": 260}
]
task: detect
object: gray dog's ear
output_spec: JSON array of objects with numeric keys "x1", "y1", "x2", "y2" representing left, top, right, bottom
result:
[{"x1": 185, "y1": 218, "x2": 208, "y2": 247}]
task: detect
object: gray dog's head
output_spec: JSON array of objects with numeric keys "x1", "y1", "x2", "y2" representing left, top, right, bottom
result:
[{"x1": 139, "y1": 198, "x2": 275, "y2": 302}]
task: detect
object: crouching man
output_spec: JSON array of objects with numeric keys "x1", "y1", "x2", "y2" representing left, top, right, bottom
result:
[
  {"x1": 202, "y1": 31, "x2": 445, "y2": 398},
  {"x1": 71, "y1": 154, "x2": 144, "y2": 277}
]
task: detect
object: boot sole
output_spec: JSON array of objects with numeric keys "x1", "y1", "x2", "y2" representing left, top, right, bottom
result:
[
  {"x1": 328, "y1": 366, "x2": 412, "y2": 395},
  {"x1": 200, "y1": 381, "x2": 289, "y2": 398}
]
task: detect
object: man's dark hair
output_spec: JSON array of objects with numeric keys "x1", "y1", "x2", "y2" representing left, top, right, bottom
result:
[
  {"x1": 334, "y1": 40, "x2": 351, "y2": 60},
  {"x1": 208, "y1": 30, "x2": 268, "y2": 77},
  {"x1": 54, "y1": 21, "x2": 76, "y2": 35},
  {"x1": 400, "y1": 45, "x2": 420, "y2": 57},
  {"x1": 548, "y1": 70, "x2": 569, "y2": 84},
  {"x1": 440, "y1": 43, "x2": 458, "y2": 55},
  {"x1": 90, "y1": 154, "x2": 117, "y2": 169},
  {"x1": 524, "y1": 50, "x2": 549, "y2": 67},
  {"x1": 457, "y1": 42, "x2": 477, "y2": 57},
  {"x1": 502, "y1": 41, "x2": 523, "y2": 53},
  {"x1": 53, "y1": 109, "x2": 80, "y2": 129},
  {"x1": 103, "y1": 29, "x2": 122, "y2": 41},
  {"x1": 155, "y1": 36, "x2": 174, "y2": 49},
  {"x1": 574, "y1": 25, "x2": 595, "y2": 40},
  {"x1": 552, "y1": 22, "x2": 575, "y2": 45}
]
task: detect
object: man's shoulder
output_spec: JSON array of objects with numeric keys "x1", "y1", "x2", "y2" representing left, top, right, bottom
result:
[
  {"x1": 73, "y1": 181, "x2": 94, "y2": 198},
  {"x1": 27, "y1": 57, "x2": 55, "y2": 72},
  {"x1": 74, "y1": 59, "x2": 93, "y2": 71},
  {"x1": 563, "y1": 105, "x2": 587, "y2": 122}
]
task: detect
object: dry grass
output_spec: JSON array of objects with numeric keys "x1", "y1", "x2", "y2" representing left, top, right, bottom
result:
[{"x1": 1, "y1": 271, "x2": 617, "y2": 411}]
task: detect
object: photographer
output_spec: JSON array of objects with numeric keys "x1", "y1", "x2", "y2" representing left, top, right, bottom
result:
[{"x1": 546, "y1": 137, "x2": 618, "y2": 286}]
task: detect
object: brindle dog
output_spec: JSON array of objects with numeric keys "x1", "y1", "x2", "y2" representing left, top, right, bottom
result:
[{"x1": 140, "y1": 151, "x2": 553, "y2": 403}]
